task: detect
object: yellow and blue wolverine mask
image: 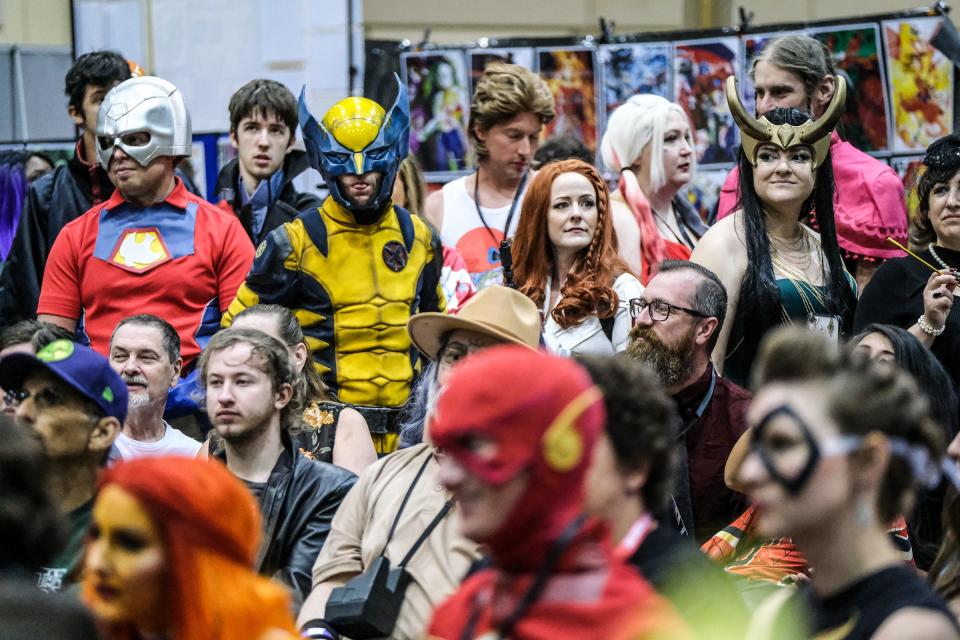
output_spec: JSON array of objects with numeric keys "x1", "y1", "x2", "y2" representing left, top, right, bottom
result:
[{"x1": 299, "y1": 75, "x2": 409, "y2": 211}]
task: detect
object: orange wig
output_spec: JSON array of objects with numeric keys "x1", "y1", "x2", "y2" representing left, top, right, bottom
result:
[
  {"x1": 513, "y1": 158, "x2": 631, "y2": 329},
  {"x1": 83, "y1": 457, "x2": 298, "y2": 640}
]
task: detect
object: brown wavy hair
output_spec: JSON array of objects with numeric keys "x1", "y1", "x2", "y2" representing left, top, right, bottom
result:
[
  {"x1": 469, "y1": 63, "x2": 554, "y2": 160},
  {"x1": 513, "y1": 159, "x2": 630, "y2": 329}
]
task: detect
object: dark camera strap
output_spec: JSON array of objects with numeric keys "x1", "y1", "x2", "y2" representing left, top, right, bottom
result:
[
  {"x1": 399, "y1": 500, "x2": 453, "y2": 567},
  {"x1": 384, "y1": 452, "x2": 454, "y2": 568},
  {"x1": 473, "y1": 168, "x2": 527, "y2": 248}
]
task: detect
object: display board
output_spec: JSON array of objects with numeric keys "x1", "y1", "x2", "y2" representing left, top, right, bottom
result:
[
  {"x1": 0, "y1": 45, "x2": 75, "y2": 144},
  {"x1": 369, "y1": 8, "x2": 959, "y2": 219}
]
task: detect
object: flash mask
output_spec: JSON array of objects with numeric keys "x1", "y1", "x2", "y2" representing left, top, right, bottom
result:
[{"x1": 725, "y1": 74, "x2": 846, "y2": 169}]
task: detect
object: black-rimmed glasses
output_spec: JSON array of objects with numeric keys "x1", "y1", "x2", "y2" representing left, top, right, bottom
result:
[
  {"x1": 3, "y1": 386, "x2": 67, "y2": 410},
  {"x1": 629, "y1": 297, "x2": 707, "y2": 322}
]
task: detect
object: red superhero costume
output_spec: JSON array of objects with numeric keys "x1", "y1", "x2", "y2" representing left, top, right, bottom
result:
[
  {"x1": 38, "y1": 178, "x2": 253, "y2": 366},
  {"x1": 427, "y1": 346, "x2": 689, "y2": 640}
]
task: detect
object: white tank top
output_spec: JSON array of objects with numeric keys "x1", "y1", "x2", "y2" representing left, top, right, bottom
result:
[{"x1": 440, "y1": 175, "x2": 527, "y2": 290}]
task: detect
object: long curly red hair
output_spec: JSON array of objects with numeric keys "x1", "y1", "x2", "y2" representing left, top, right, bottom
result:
[
  {"x1": 513, "y1": 159, "x2": 631, "y2": 329},
  {"x1": 83, "y1": 457, "x2": 298, "y2": 640}
]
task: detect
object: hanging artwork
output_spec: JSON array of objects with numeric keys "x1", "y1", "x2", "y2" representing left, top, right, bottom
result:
[
  {"x1": 400, "y1": 50, "x2": 471, "y2": 176},
  {"x1": 890, "y1": 155, "x2": 926, "y2": 226},
  {"x1": 883, "y1": 17, "x2": 954, "y2": 152},
  {"x1": 680, "y1": 168, "x2": 730, "y2": 224},
  {"x1": 468, "y1": 48, "x2": 536, "y2": 96},
  {"x1": 674, "y1": 37, "x2": 740, "y2": 165},
  {"x1": 811, "y1": 24, "x2": 891, "y2": 152},
  {"x1": 598, "y1": 42, "x2": 671, "y2": 118},
  {"x1": 537, "y1": 47, "x2": 599, "y2": 151}
]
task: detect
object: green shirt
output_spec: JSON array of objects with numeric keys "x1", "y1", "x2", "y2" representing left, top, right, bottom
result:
[{"x1": 36, "y1": 500, "x2": 93, "y2": 594}]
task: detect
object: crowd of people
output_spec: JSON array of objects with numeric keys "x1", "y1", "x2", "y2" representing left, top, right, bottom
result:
[{"x1": 1, "y1": 32, "x2": 960, "y2": 639}]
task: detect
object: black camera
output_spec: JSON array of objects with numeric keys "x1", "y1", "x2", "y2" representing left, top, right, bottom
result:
[{"x1": 324, "y1": 556, "x2": 412, "y2": 639}]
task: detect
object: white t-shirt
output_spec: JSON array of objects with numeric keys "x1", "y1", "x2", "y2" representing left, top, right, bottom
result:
[
  {"x1": 108, "y1": 421, "x2": 201, "y2": 464},
  {"x1": 440, "y1": 175, "x2": 527, "y2": 290}
]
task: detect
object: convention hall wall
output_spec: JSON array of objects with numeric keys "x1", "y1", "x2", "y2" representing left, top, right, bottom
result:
[{"x1": 2, "y1": 0, "x2": 956, "y2": 47}]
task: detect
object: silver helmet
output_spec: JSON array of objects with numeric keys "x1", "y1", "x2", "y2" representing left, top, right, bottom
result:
[{"x1": 96, "y1": 76, "x2": 192, "y2": 169}]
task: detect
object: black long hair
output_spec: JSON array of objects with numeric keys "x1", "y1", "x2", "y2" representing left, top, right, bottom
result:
[
  {"x1": 735, "y1": 108, "x2": 856, "y2": 342},
  {"x1": 853, "y1": 323, "x2": 958, "y2": 572},
  {"x1": 853, "y1": 323, "x2": 958, "y2": 437}
]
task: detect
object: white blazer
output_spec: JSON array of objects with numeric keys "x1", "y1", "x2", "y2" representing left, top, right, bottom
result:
[{"x1": 542, "y1": 272, "x2": 644, "y2": 357}]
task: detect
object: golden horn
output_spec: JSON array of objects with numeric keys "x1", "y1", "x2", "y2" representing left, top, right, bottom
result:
[
  {"x1": 799, "y1": 74, "x2": 847, "y2": 145},
  {"x1": 725, "y1": 75, "x2": 771, "y2": 143}
]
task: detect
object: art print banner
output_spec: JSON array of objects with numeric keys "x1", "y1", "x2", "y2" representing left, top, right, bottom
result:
[
  {"x1": 401, "y1": 50, "x2": 471, "y2": 177},
  {"x1": 890, "y1": 155, "x2": 925, "y2": 225},
  {"x1": 883, "y1": 17, "x2": 954, "y2": 152},
  {"x1": 674, "y1": 37, "x2": 740, "y2": 165},
  {"x1": 811, "y1": 24, "x2": 890, "y2": 152},
  {"x1": 598, "y1": 42, "x2": 671, "y2": 118},
  {"x1": 680, "y1": 168, "x2": 729, "y2": 224},
  {"x1": 537, "y1": 48, "x2": 599, "y2": 151},
  {"x1": 468, "y1": 48, "x2": 535, "y2": 96}
]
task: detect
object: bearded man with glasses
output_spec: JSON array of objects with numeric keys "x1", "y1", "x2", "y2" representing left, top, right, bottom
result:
[{"x1": 626, "y1": 260, "x2": 750, "y2": 543}]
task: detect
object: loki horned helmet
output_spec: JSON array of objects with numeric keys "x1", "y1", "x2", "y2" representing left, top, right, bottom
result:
[{"x1": 725, "y1": 74, "x2": 846, "y2": 169}]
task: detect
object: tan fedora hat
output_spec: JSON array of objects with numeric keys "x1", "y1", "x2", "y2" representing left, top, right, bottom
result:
[{"x1": 407, "y1": 285, "x2": 542, "y2": 361}]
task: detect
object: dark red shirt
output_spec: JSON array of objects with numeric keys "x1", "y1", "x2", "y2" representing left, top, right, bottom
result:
[{"x1": 672, "y1": 365, "x2": 750, "y2": 543}]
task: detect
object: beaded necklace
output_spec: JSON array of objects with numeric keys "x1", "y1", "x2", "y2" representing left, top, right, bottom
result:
[{"x1": 929, "y1": 243, "x2": 957, "y2": 271}]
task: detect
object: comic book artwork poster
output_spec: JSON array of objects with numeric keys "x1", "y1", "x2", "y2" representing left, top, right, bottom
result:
[
  {"x1": 883, "y1": 17, "x2": 954, "y2": 153},
  {"x1": 674, "y1": 38, "x2": 740, "y2": 165},
  {"x1": 468, "y1": 48, "x2": 535, "y2": 95},
  {"x1": 740, "y1": 32, "x2": 806, "y2": 115},
  {"x1": 598, "y1": 43, "x2": 671, "y2": 118},
  {"x1": 890, "y1": 155, "x2": 925, "y2": 226},
  {"x1": 401, "y1": 50, "x2": 471, "y2": 176},
  {"x1": 811, "y1": 24, "x2": 890, "y2": 152},
  {"x1": 680, "y1": 168, "x2": 729, "y2": 224},
  {"x1": 537, "y1": 48, "x2": 598, "y2": 151}
]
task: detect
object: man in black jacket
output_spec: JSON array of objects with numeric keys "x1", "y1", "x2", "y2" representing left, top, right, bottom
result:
[
  {"x1": 215, "y1": 79, "x2": 322, "y2": 245},
  {"x1": 199, "y1": 326, "x2": 355, "y2": 606},
  {"x1": 0, "y1": 51, "x2": 131, "y2": 330}
]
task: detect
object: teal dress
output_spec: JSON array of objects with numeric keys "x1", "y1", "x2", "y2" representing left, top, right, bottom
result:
[{"x1": 724, "y1": 274, "x2": 855, "y2": 388}]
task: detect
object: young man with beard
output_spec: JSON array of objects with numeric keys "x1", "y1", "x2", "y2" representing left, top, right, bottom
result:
[
  {"x1": 200, "y1": 327, "x2": 356, "y2": 606},
  {"x1": 107, "y1": 315, "x2": 200, "y2": 462},
  {"x1": 224, "y1": 79, "x2": 445, "y2": 454},
  {"x1": 216, "y1": 79, "x2": 322, "y2": 245},
  {"x1": 0, "y1": 339, "x2": 126, "y2": 594},
  {"x1": 626, "y1": 260, "x2": 749, "y2": 543}
]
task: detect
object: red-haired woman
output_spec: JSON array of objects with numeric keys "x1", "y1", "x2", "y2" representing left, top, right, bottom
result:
[
  {"x1": 513, "y1": 158, "x2": 642, "y2": 357},
  {"x1": 82, "y1": 456, "x2": 298, "y2": 640}
]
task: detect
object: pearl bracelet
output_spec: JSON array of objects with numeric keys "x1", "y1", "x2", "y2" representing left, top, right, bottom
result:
[{"x1": 917, "y1": 315, "x2": 946, "y2": 337}]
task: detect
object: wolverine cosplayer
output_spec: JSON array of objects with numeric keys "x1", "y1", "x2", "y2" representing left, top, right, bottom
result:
[{"x1": 224, "y1": 78, "x2": 445, "y2": 453}]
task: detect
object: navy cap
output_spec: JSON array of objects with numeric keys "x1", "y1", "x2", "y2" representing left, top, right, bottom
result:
[{"x1": 0, "y1": 339, "x2": 128, "y2": 424}]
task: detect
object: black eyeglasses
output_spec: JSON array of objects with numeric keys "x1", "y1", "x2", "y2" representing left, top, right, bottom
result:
[
  {"x1": 3, "y1": 386, "x2": 67, "y2": 410},
  {"x1": 629, "y1": 298, "x2": 708, "y2": 322}
]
